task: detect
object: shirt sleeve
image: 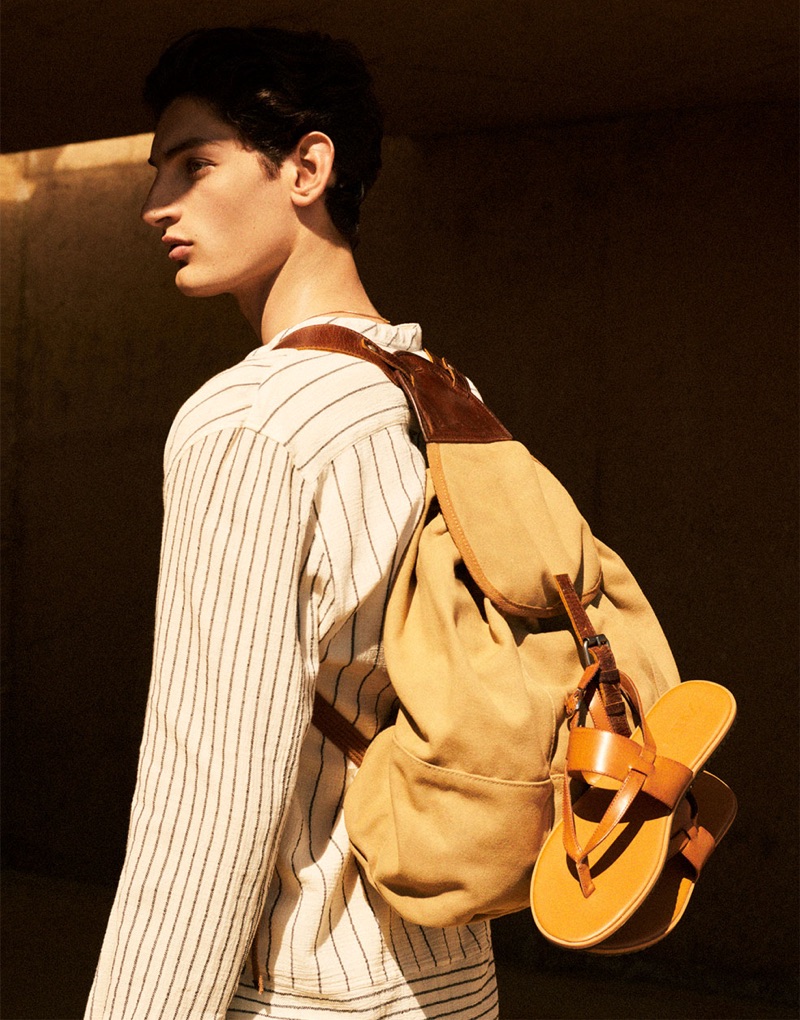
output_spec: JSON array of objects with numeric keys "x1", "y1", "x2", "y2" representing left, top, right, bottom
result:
[{"x1": 86, "y1": 425, "x2": 315, "y2": 1020}]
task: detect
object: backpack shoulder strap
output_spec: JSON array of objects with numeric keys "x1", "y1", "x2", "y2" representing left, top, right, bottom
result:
[
  {"x1": 276, "y1": 323, "x2": 511, "y2": 444},
  {"x1": 278, "y1": 322, "x2": 604, "y2": 621},
  {"x1": 278, "y1": 323, "x2": 512, "y2": 760},
  {"x1": 312, "y1": 691, "x2": 369, "y2": 766}
]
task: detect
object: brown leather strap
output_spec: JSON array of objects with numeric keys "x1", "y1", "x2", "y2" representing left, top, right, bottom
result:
[
  {"x1": 276, "y1": 324, "x2": 512, "y2": 444},
  {"x1": 312, "y1": 692, "x2": 370, "y2": 767},
  {"x1": 555, "y1": 573, "x2": 631, "y2": 737},
  {"x1": 277, "y1": 324, "x2": 400, "y2": 383}
]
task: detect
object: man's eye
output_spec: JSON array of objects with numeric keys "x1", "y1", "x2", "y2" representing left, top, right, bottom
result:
[{"x1": 186, "y1": 159, "x2": 210, "y2": 175}]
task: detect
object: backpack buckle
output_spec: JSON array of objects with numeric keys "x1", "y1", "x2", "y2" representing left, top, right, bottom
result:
[{"x1": 581, "y1": 634, "x2": 609, "y2": 668}]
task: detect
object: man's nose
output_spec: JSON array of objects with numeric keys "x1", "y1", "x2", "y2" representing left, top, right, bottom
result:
[{"x1": 141, "y1": 179, "x2": 178, "y2": 228}]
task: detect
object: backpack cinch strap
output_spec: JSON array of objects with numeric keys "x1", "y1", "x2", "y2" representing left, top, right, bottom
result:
[{"x1": 554, "y1": 573, "x2": 630, "y2": 737}]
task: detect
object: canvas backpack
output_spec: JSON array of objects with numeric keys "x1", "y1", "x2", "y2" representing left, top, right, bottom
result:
[{"x1": 276, "y1": 323, "x2": 682, "y2": 927}]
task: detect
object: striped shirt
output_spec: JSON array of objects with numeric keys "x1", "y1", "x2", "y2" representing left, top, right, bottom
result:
[{"x1": 86, "y1": 316, "x2": 498, "y2": 1020}]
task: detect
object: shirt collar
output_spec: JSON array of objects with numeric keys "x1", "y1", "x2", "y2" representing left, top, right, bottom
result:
[{"x1": 264, "y1": 314, "x2": 423, "y2": 354}]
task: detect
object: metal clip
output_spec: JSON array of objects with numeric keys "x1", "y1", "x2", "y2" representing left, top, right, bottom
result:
[{"x1": 580, "y1": 634, "x2": 609, "y2": 668}]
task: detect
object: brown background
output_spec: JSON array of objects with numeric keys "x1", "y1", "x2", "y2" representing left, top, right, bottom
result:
[{"x1": 2, "y1": 2, "x2": 798, "y2": 1018}]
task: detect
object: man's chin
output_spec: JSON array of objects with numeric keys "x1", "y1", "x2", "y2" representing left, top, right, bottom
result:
[{"x1": 174, "y1": 269, "x2": 223, "y2": 298}]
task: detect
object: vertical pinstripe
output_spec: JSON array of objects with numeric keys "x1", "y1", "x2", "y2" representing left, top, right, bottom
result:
[{"x1": 86, "y1": 317, "x2": 497, "y2": 1020}]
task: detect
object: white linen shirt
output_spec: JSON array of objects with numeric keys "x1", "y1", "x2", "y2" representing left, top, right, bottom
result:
[{"x1": 86, "y1": 316, "x2": 497, "y2": 1020}]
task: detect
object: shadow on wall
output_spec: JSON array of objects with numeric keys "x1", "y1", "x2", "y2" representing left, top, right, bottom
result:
[{"x1": 2, "y1": 102, "x2": 798, "y2": 1018}]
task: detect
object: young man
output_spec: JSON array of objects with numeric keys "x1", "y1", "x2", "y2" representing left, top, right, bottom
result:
[{"x1": 86, "y1": 27, "x2": 498, "y2": 1020}]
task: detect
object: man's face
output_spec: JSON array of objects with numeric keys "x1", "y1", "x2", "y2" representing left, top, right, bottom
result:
[{"x1": 143, "y1": 96, "x2": 298, "y2": 299}]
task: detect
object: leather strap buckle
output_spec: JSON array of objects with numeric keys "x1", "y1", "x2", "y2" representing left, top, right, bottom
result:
[{"x1": 581, "y1": 634, "x2": 609, "y2": 668}]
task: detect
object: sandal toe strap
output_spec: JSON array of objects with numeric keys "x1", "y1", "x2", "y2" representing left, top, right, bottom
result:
[
  {"x1": 562, "y1": 727, "x2": 694, "y2": 898},
  {"x1": 561, "y1": 766, "x2": 648, "y2": 897},
  {"x1": 679, "y1": 823, "x2": 717, "y2": 873}
]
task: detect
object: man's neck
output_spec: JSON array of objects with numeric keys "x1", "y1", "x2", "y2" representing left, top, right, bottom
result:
[{"x1": 235, "y1": 231, "x2": 384, "y2": 344}]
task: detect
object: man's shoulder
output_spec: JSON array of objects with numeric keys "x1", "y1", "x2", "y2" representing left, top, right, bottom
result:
[{"x1": 164, "y1": 344, "x2": 411, "y2": 477}]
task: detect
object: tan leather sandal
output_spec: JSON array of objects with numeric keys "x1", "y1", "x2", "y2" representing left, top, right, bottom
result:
[
  {"x1": 588, "y1": 770, "x2": 737, "y2": 954},
  {"x1": 530, "y1": 679, "x2": 736, "y2": 949}
]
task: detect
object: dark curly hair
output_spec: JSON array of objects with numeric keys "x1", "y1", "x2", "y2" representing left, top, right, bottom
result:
[{"x1": 144, "y1": 26, "x2": 383, "y2": 248}]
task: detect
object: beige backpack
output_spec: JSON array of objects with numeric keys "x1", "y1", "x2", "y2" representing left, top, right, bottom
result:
[{"x1": 277, "y1": 324, "x2": 686, "y2": 929}]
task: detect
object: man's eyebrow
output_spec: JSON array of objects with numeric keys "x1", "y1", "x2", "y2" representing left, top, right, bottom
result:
[{"x1": 147, "y1": 136, "x2": 221, "y2": 167}]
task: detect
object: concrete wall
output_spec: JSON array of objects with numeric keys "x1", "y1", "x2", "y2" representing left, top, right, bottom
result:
[{"x1": 2, "y1": 102, "x2": 797, "y2": 1010}]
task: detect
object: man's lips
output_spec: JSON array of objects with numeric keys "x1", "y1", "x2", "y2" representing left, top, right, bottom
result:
[{"x1": 162, "y1": 236, "x2": 192, "y2": 261}]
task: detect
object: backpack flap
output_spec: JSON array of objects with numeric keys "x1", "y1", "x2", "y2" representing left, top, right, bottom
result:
[{"x1": 428, "y1": 441, "x2": 602, "y2": 618}]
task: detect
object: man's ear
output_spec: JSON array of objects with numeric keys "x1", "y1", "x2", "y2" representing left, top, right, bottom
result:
[{"x1": 289, "y1": 131, "x2": 335, "y2": 208}]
